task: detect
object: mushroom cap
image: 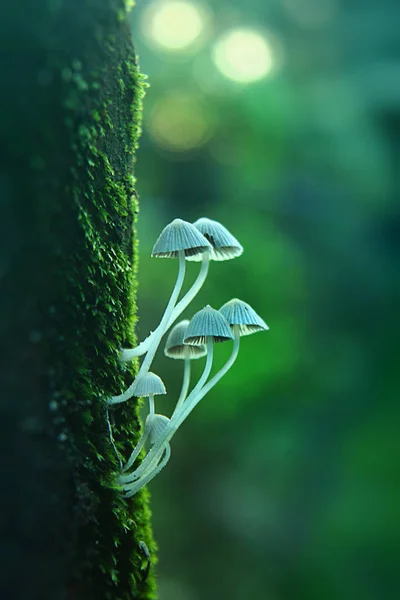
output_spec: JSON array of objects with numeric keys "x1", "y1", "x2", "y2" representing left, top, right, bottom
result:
[
  {"x1": 164, "y1": 320, "x2": 207, "y2": 359},
  {"x1": 148, "y1": 414, "x2": 170, "y2": 444},
  {"x1": 151, "y1": 218, "x2": 212, "y2": 258},
  {"x1": 219, "y1": 298, "x2": 269, "y2": 336},
  {"x1": 184, "y1": 305, "x2": 234, "y2": 345},
  {"x1": 186, "y1": 217, "x2": 243, "y2": 262},
  {"x1": 134, "y1": 372, "x2": 167, "y2": 397}
]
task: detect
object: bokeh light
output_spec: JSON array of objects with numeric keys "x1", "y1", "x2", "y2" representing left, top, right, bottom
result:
[
  {"x1": 147, "y1": 92, "x2": 214, "y2": 152},
  {"x1": 141, "y1": 0, "x2": 208, "y2": 52},
  {"x1": 212, "y1": 28, "x2": 274, "y2": 83}
]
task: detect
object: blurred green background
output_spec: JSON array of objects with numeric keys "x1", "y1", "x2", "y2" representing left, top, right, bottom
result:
[{"x1": 128, "y1": 1, "x2": 400, "y2": 598}]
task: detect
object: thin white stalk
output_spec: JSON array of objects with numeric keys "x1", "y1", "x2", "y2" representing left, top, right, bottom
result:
[
  {"x1": 121, "y1": 419, "x2": 151, "y2": 473},
  {"x1": 137, "y1": 250, "x2": 186, "y2": 376},
  {"x1": 119, "y1": 334, "x2": 154, "y2": 362},
  {"x1": 119, "y1": 251, "x2": 210, "y2": 363},
  {"x1": 108, "y1": 250, "x2": 186, "y2": 405},
  {"x1": 174, "y1": 330, "x2": 240, "y2": 430},
  {"x1": 123, "y1": 443, "x2": 172, "y2": 498},
  {"x1": 148, "y1": 394, "x2": 155, "y2": 417},
  {"x1": 167, "y1": 251, "x2": 210, "y2": 327},
  {"x1": 173, "y1": 359, "x2": 191, "y2": 414}
]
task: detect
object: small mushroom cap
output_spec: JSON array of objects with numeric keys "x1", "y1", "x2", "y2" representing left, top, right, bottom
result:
[
  {"x1": 148, "y1": 414, "x2": 170, "y2": 444},
  {"x1": 134, "y1": 372, "x2": 167, "y2": 397},
  {"x1": 164, "y1": 320, "x2": 207, "y2": 359},
  {"x1": 219, "y1": 298, "x2": 269, "y2": 336},
  {"x1": 186, "y1": 217, "x2": 243, "y2": 262},
  {"x1": 151, "y1": 218, "x2": 212, "y2": 258},
  {"x1": 184, "y1": 305, "x2": 234, "y2": 345}
]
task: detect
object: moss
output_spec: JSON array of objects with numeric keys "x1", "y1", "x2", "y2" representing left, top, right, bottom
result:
[{"x1": 1, "y1": 1, "x2": 156, "y2": 599}]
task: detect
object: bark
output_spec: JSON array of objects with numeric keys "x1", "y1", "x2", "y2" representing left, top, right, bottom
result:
[{"x1": 0, "y1": 1, "x2": 156, "y2": 598}]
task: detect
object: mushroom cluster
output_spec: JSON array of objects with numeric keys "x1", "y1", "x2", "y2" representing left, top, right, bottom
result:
[{"x1": 107, "y1": 218, "x2": 268, "y2": 496}]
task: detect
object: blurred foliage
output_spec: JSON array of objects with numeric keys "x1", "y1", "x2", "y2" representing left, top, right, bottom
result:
[{"x1": 129, "y1": 0, "x2": 400, "y2": 598}]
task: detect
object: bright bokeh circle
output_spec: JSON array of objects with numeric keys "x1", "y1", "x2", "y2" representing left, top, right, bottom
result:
[
  {"x1": 212, "y1": 28, "x2": 274, "y2": 83},
  {"x1": 148, "y1": 93, "x2": 213, "y2": 152},
  {"x1": 142, "y1": 0, "x2": 207, "y2": 51}
]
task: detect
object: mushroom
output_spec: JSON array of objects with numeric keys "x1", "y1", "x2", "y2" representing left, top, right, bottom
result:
[
  {"x1": 119, "y1": 371, "x2": 167, "y2": 475},
  {"x1": 189, "y1": 217, "x2": 243, "y2": 262}
]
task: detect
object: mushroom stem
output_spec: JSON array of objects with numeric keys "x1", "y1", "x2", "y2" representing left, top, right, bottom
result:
[
  {"x1": 119, "y1": 251, "x2": 210, "y2": 363},
  {"x1": 148, "y1": 394, "x2": 155, "y2": 418},
  {"x1": 167, "y1": 250, "x2": 210, "y2": 328},
  {"x1": 121, "y1": 419, "x2": 152, "y2": 473},
  {"x1": 174, "y1": 328, "x2": 240, "y2": 429},
  {"x1": 108, "y1": 250, "x2": 186, "y2": 405},
  {"x1": 123, "y1": 443, "x2": 172, "y2": 498},
  {"x1": 172, "y1": 337, "x2": 213, "y2": 418},
  {"x1": 137, "y1": 249, "x2": 187, "y2": 376},
  {"x1": 174, "y1": 358, "x2": 191, "y2": 412}
]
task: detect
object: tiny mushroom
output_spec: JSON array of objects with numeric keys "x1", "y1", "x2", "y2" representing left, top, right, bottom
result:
[
  {"x1": 219, "y1": 298, "x2": 269, "y2": 338},
  {"x1": 133, "y1": 371, "x2": 167, "y2": 418},
  {"x1": 120, "y1": 371, "x2": 167, "y2": 475},
  {"x1": 188, "y1": 217, "x2": 243, "y2": 262},
  {"x1": 183, "y1": 304, "x2": 234, "y2": 346}
]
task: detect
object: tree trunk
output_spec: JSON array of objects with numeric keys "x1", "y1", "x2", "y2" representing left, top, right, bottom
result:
[{"x1": 0, "y1": 1, "x2": 156, "y2": 598}]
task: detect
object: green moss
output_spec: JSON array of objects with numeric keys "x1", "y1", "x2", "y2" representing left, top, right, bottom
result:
[{"x1": 41, "y1": 3, "x2": 156, "y2": 599}]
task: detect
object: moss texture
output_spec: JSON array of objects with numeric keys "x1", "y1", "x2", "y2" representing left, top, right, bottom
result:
[{"x1": 0, "y1": 1, "x2": 156, "y2": 598}]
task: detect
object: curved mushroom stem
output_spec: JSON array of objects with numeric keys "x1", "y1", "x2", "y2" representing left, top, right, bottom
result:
[
  {"x1": 121, "y1": 418, "x2": 152, "y2": 473},
  {"x1": 123, "y1": 443, "x2": 172, "y2": 498},
  {"x1": 174, "y1": 358, "x2": 191, "y2": 413},
  {"x1": 174, "y1": 337, "x2": 212, "y2": 410},
  {"x1": 119, "y1": 251, "x2": 210, "y2": 363},
  {"x1": 175, "y1": 328, "x2": 240, "y2": 429},
  {"x1": 108, "y1": 250, "x2": 186, "y2": 405},
  {"x1": 167, "y1": 250, "x2": 210, "y2": 328}
]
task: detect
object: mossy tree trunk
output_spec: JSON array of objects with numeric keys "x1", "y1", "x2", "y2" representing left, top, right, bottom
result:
[{"x1": 0, "y1": 1, "x2": 156, "y2": 599}]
